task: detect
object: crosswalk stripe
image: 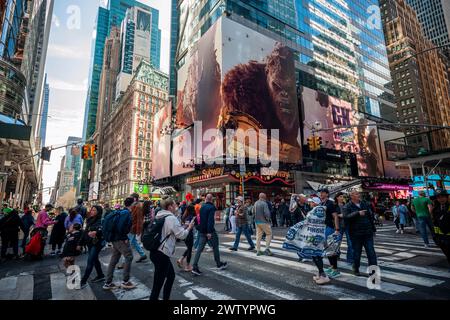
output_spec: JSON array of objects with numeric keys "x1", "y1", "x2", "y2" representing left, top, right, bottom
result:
[
  {"x1": 219, "y1": 245, "x2": 412, "y2": 295},
  {"x1": 0, "y1": 274, "x2": 34, "y2": 300},
  {"x1": 109, "y1": 276, "x2": 151, "y2": 300},
  {"x1": 223, "y1": 241, "x2": 444, "y2": 288},
  {"x1": 50, "y1": 273, "x2": 96, "y2": 300},
  {"x1": 177, "y1": 277, "x2": 235, "y2": 300},
  {"x1": 208, "y1": 269, "x2": 302, "y2": 300},
  {"x1": 221, "y1": 250, "x2": 377, "y2": 300}
]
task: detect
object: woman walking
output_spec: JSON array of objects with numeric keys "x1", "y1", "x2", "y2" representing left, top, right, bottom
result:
[
  {"x1": 392, "y1": 200, "x2": 407, "y2": 234},
  {"x1": 65, "y1": 208, "x2": 84, "y2": 231},
  {"x1": 49, "y1": 206, "x2": 68, "y2": 255},
  {"x1": 150, "y1": 197, "x2": 195, "y2": 300},
  {"x1": 79, "y1": 205, "x2": 105, "y2": 289},
  {"x1": 177, "y1": 201, "x2": 196, "y2": 272}
]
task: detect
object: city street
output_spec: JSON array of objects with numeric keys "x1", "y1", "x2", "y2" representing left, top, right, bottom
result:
[{"x1": 1, "y1": 222, "x2": 449, "y2": 300}]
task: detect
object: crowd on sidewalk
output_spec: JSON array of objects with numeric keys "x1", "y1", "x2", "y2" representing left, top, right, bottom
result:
[{"x1": 0, "y1": 187, "x2": 449, "y2": 299}]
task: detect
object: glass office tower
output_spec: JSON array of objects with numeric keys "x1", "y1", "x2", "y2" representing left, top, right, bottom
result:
[{"x1": 173, "y1": 0, "x2": 395, "y2": 120}]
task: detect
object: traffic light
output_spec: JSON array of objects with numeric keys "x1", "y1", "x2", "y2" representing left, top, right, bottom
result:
[
  {"x1": 90, "y1": 144, "x2": 98, "y2": 157},
  {"x1": 82, "y1": 145, "x2": 90, "y2": 160},
  {"x1": 315, "y1": 136, "x2": 323, "y2": 150},
  {"x1": 307, "y1": 136, "x2": 317, "y2": 152}
]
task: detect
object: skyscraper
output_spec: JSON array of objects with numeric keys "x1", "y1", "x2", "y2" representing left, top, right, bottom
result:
[
  {"x1": 80, "y1": 0, "x2": 161, "y2": 198},
  {"x1": 406, "y1": 0, "x2": 450, "y2": 55},
  {"x1": 65, "y1": 136, "x2": 82, "y2": 192},
  {"x1": 381, "y1": 0, "x2": 450, "y2": 150},
  {"x1": 116, "y1": 6, "x2": 155, "y2": 97},
  {"x1": 39, "y1": 74, "x2": 49, "y2": 148}
]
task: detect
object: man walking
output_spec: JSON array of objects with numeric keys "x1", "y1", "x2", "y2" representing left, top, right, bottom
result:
[
  {"x1": 129, "y1": 193, "x2": 147, "y2": 263},
  {"x1": 75, "y1": 199, "x2": 88, "y2": 221},
  {"x1": 253, "y1": 193, "x2": 273, "y2": 256},
  {"x1": 229, "y1": 196, "x2": 255, "y2": 251},
  {"x1": 279, "y1": 199, "x2": 290, "y2": 227},
  {"x1": 103, "y1": 197, "x2": 136, "y2": 290},
  {"x1": 192, "y1": 194, "x2": 228, "y2": 276},
  {"x1": 343, "y1": 191, "x2": 377, "y2": 276},
  {"x1": 412, "y1": 191, "x2": 435, "y2": 247}
]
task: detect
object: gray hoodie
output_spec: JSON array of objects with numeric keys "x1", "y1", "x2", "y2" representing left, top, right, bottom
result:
[{"x1": 156, "y1": 210, "x2": 190, "y2": 257}]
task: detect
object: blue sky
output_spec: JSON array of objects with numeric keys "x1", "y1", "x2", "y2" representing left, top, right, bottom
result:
[{"x1": 42, "y1": 0, "x2": 171, "y2": 202}]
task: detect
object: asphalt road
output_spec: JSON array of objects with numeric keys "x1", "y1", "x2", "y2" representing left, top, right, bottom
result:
[{"x1": 0, "y1": 222, "x2": 449, "y2": 300}]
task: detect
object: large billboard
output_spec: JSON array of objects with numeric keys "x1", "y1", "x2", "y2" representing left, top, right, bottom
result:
[
  {"x1": 301, "y1": 87, "x2": 383, "y2": 177},
  {"x1": 175, "y1": 17, "x2": 301, "y2": 169},
  {"x1": 152, "y1": 103, "x2": 172, "y2": 180}
]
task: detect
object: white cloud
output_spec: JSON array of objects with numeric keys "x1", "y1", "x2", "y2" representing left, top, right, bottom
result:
[
  {"x1": 48, "y1": 43, "x2": 89, "y2": 59},
  {"x1": 48, "y1": 77, "x2": 88, "y2": 91}
]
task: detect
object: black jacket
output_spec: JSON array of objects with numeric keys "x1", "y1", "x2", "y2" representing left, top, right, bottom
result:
[
  {"x1": 278, "y1": 203, "x2": 290, "y2": 216},
  {"x1": 343, "y1": 201, "x2": 376, "y2": 236},
  {"x1": 79, "y1": 216, "x2": 104, "y2": 248},
  {"x1": 0, "y1": 212, "x2": 25, "y2": 236},
  {"x1": 21, "y1": 214, "x2": 35, "y2": 231},
  {"x1": 432, "y1": 202, "x2": 450, "y2": 236},
  {"x1": 199, "y1": 202, "x2": 216, "y2": 234},
  {"x1": 50, "y1": 213, "x2": 68, "y2": 244},
  {"x1": 62, "y1": 230, "x2": 82, "y2": 257}
]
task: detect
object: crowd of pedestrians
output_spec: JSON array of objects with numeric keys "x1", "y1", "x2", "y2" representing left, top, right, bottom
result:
[{"x1": 0, "y1": 186, "x2": 448, "y2": 298}]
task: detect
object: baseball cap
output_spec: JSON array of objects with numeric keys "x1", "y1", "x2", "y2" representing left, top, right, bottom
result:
[
  {"x1": 307, "y1": 197, "x2": 321, "y2": 205},
  {"x1": 435, "y1": 189, "x2": 448, "y2": 197}
]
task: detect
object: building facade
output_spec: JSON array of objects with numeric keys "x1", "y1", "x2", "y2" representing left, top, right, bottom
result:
[
  {"x1": 39, "y1": 74, "x2": 49, "y2": 148},
  {"x1": 101, "y1": 60, "x2": 168, "y2": 204},
  {"x1": 406, "y1": 0, "x2": 450, "y2": 56},
  {"x1": 166, "y1": 0, "x2": 400, "y2": 204},
  {"x1": 0, "y1": 0, "x2": 53, "y2": 207},
  {"x1": 90, "y1": 26, "x2": 122, "y2": 195},
  {"x1": 381, "y1": 0, "x2": 450, "y2": 150},
  {"x1": 80, "y1": 0, "x2": 161, "y2": 199}
]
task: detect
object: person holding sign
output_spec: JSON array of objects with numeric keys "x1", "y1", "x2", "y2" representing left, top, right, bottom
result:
[{"x1": 283, "y1": 197, "x2": 330, "y2": 285}]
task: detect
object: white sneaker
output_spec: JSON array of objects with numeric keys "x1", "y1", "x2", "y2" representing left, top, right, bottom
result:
[
  {"x1": 396, "y1": 229, "x2": 400, "y2": 234},
  {"x1": 400, "y1": 230, "x2": 404, "y2": 234},
  {"x1": 314, "y1": 276, "x2": 331, "y2": 285},
  {"x1": 424, "y1": 244, "x2": 430, "y2": 248}
]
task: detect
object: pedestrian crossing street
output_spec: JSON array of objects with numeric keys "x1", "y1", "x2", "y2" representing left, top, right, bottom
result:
[{"x1": 0, "y1": 224, "x2": 449, "y2": 300}]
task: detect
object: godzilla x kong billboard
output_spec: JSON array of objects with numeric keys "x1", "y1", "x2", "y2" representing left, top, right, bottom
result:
[{"x1": 174, "y1": 17, "x2": 301, "y2": 174}]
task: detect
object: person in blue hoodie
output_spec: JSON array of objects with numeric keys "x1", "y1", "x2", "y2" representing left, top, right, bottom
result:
[{"x1": 191, "y1": 194, "x2": 228, "y2": 276}]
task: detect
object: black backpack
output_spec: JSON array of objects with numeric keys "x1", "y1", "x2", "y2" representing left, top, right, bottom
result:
[{"x1": 142, "y1": 216, "x2": 169, "y2": 251}]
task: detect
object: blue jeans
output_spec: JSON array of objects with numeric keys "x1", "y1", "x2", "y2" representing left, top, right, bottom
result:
[
  {"x1": 81, "y1": 245, "x2": 104, "y2": 283},
  {"x1": 417, "y1": 216, "x2": 434, "y2": 245},
  {"x1": 232, "y1": 224, "x2": 255, "y2": 249},
  {"x1": 350, "y1": 233, "x2": 377, "y2": 271},
  {"x1": 344, "y1": 228, "x2": 354, "y2": 264},
  {"x1": 128, "y1": 233, "x2": 146, "y2": 257},
  {"x1": 194, "y1": 229, "x2": 212, "y2": 249},
  {"x1": 192, "y1": 231, "x2": 221, "y2": 268}
]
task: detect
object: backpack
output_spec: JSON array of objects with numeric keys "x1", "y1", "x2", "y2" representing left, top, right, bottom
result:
[
  {"x1": 142, "y1": 216, "x2": 169, "y2": 251},
  {"x1": 102, "y1": 209, "x2": 131, "y2": 242},
  {"x1": 102, "y1": 211, "x2": 120, "y2": 242}
]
